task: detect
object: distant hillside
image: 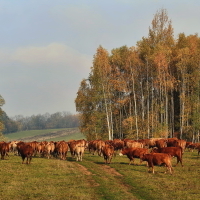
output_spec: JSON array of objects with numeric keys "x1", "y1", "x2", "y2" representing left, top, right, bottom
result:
[{"x1": 5, "y1": 128, "x2": 86, "y2": 142}]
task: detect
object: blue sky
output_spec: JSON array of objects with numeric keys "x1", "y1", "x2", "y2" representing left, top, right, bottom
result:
[{"x1": 0, "y1": 0, "x2": 200, "y2": 117}]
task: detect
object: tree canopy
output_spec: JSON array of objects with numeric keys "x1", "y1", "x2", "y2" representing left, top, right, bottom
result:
[{"x1": 75, "y1": 9, "x2": 200, "y2": 141}]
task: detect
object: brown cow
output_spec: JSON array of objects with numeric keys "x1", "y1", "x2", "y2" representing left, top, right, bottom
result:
[
  {"x1": 119, "y1": 147, "x2": 149, "y2": 165},
  {"x1": 101, "y1": 144, "x2": 114, "y2": 164},
  {"x1": 56, "y1": 141, "x2": 68, "y2": 160},
  {"x1": 18, "y1": 143, "x2": 34, "y2": 164},
  {"x1": 0, "y1": 142, "x2": 10, "y2": 159},
  {"x1": 155, "y1": 139, "x2": 167, "y2": 149},
  {"x1": 119, "y1": 147, "x2": 137, "y2": 165},
  {"x1": 111, "y1": 139, "x2": 124, "y2": 151},
  {"x1": 141, "y1": 153, "x2": 173, "y2": 174},
  {"x1": 96, "y1": 140, "x2": 106, "y2": 156},
  {"x1": 167, "y1": 138, "x2": 178, "y2": 147},
  {"x1": 171, "y1": 139, "x2": 187, "y2": 152},
  {"x1": 68, "y1": 140, "x2": 77, "y2": 157},
  {"x1": 151, "y1": 146, "x2": 183, "y2": 167}
]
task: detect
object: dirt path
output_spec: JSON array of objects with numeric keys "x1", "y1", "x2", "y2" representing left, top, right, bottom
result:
[{"x1": 71, "y1": 159, "x2": 138, "y2": 200}]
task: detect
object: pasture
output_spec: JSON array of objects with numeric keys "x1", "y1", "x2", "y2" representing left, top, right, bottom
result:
[
  {"x1": 5, "y1": 128, "x2": 85, "y2": 142},
  {"x1": 0, "y1": 148, "x2": 200, "y2": 200}
]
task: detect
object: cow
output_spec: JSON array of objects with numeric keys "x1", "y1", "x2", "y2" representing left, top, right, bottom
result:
[
  {"x1": 145, "y1": 138, "x2": 163, "y2": 149},
  {"x1": 36, "y1": 142, "x2": 46, "y2": 157},
  {"x1": 74, "y1": 140, "x2": 86, "y2": 161},
  {"x1": 0, "y1": 142, "x2": 10, "y2": 159},
  {"x1": 101, "y1": 144, "x2": 115, "y2": 164},
  {"x1": 119, "y1": 147, "x2": 149, "y2": 165},
  {"x1": 110, "y1": 139, "x2": 124, "y2": 151},
  {"x1": 167, "y1": 138, "x2": 178, "y2": 147},
  {"x1": 124, "y1": 139, "x2": 143, "y2": 149},
  {"x1": 44, "y1": 141, "x2": 55, "y2": 159},
  {"x1": 17, "y1": 143, "x2": 34, "y2": 164},
  {"x1": 10, "y1": 141, "x2": 19, "y2": 155},
  {"x1": 151, "y1": 146, "x2": 183, "y2": 167},
  {"x1": 155, "y1": 139, "x2": 167, "y2": 149},
  {"x1": 141, "y1": 153, "x2": 173, "y2": 174},
  {"x1": 175, "y1": 139, "x2": 187, "y2": 152},
  {"x1": 96, "y1": 140, "x2": 106, "y2": 156},
  {"x1": 68, "y1": 140, "x2": 77, "y2": 158},
  {"x1": 56, "y1": 141, "x2": 69, "y2": 160},
  {"x1": 27, "y1": 141, "x2": 38, "y2": 156}
]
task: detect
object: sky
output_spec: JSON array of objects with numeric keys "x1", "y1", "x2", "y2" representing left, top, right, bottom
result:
[{"x1": 0, "y1": 0, "x2": 200, "y2": 117}]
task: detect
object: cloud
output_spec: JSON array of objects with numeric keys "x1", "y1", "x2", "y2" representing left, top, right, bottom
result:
[{"x1": 11, "y1": 43, "x2": 92, "y2": 70}]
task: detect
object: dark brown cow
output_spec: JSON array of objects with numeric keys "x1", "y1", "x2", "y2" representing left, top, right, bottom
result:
[
  {"x1": 141, "y1": 153, "x2": 173, "y2": 174},
  {"x1": 18, "y1": 143, "x2": 34, "y2": 164},
  {"x1": 151, "y1": 146, "x2": 183, "y2": 167},
  {"x1": 0, "y1": 142, "x2": 10, "y2": 159},
  {"x1": 119, "y1": 147, "x2": 149, "y2": 165},
  {"x1": 111, "y1": 139, "x2": 124, "y2": 151},
  {"x1": 101, "y1": 144, "x2": 114, "y2": 164},
  {"x1": 167, "y1": 138, "x2": 178, "y2": 147}
]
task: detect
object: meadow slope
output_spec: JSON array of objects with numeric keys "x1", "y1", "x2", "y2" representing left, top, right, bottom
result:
[{"x1": 0, "y1": 148, "x2": 200, "y2": 200}]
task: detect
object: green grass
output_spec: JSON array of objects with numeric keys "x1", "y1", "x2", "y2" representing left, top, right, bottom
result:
[
  {"x1": 1, "y1": 149, "x2": 199, "y2": 200},
  {"x1": 46, "y1": 131, "x2": 85, "y2": 142},
  {"x1": 4, "y1": 128, "x2": 85, "y2": 141}
]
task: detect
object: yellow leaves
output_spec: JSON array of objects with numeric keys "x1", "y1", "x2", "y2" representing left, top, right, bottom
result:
[{"x1": 122, "y1": 117, "x2": 134, "y2": 127}]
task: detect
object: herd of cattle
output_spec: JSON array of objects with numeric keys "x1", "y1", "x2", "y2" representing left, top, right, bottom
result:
[{"x1": 0, "y1": 137, "x2": 200, "y2": 174}]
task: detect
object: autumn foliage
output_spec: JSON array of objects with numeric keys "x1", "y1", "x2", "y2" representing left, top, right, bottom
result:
[{"x1": 75, "y1": 9, "x2": 200, "y2": 141}]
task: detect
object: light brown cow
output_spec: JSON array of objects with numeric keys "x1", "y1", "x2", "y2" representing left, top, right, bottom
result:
[
  {"x1": 124, "y1": 139, "x2": 143, "y2": 149},
  {"x1": 141, "y1": 153, "x2": 173, "y2": 174},
  {"x1": 74, "y1": 140, "x2": 86, "y2": 161},
  {"x1": 44, "y1": 141, "x2": 55, "y2": 159}
]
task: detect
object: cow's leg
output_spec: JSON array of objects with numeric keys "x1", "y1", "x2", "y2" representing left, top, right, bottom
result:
[
  {"x1": 22, "y1": 156, "x2": 25, "y2": 164},
  {"x1": 152, "y1": 166, "x2": 155, "y2": 174}
]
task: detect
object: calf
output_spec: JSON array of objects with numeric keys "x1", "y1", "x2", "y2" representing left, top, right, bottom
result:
[
  {"x1": 101, "y1": 144, "x2": 114, "y2": 164},
  {"x1": 142, "y1": 153, "x2": 173, "y2": 174},
  {"x1": 151, "y1": 146, "x2": 183, "y2": 167}
]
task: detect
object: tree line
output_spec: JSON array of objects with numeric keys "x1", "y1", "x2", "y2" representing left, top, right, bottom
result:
[
  {"x1": 0, "y1": 91, "x2": 79, "y2": 135},
  {"x1": 0, "y1": 108, "x2": 79, "y2": 134},
  {"x1": 75, "y1": 9, "x2": 200, "y2": 142}
]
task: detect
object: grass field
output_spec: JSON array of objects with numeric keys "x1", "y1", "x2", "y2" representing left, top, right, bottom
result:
[
  {"x1": 0, "y1": 149, "x2": 200, "y2": 200},
  {"x1": 4, "y1": 128, "x2": 85, "y2": 142}
]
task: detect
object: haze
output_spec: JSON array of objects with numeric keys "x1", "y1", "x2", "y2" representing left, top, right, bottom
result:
[{"x1": 0, "y1": 0, "x2": 199, "y2": 117}]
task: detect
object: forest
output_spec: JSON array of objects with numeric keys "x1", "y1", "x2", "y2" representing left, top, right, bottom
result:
[{"x1": 75, "y1": 9, "x2": 200, "y2": 141}]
